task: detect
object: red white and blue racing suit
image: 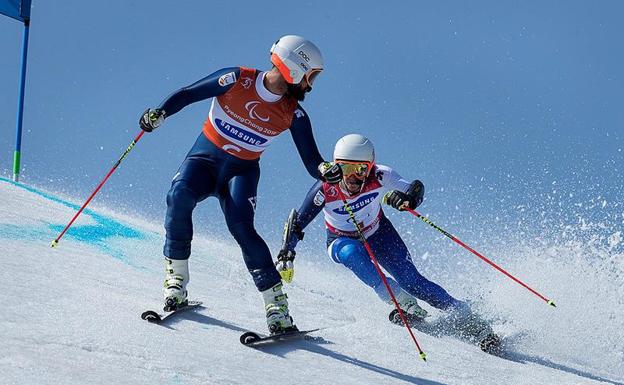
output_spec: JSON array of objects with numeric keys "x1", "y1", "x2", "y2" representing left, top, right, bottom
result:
[
  {"x1": 158, "y1": 67, "x2": 324, "y2": 291},
  {"x1": 289, "y1": 165, "x2": 463, "y2": 310}
]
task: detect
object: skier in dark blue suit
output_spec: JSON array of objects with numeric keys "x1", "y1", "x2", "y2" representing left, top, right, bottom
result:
[{"x1": 138, "y1": 35, "x2": 342, "y2": 334}]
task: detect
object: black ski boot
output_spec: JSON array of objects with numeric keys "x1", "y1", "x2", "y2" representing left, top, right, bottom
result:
[
  {"x1": 389, "y1": 308, "x2": 427, "y2": 326},
  {"x1": 479, "y1": 332, "x2": 503, "y2": 355}
]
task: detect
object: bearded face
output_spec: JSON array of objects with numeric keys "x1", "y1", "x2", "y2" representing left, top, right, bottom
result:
[
  {"x1": 343, "y1": 174, "x2": 365, "y2": 195},
  {"x1": 286, "y1": 82, "x2": 312, "y2": 101}
]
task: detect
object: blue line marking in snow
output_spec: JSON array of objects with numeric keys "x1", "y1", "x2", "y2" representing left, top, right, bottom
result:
[{"x1": 0, "y1": 177, "x2": 157, "y2": 267}]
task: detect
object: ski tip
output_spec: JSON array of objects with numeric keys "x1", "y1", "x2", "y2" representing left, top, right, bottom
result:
[
  {"x1": 547, "y1": 300, "x2": 556, "y2": 308},
  {"x1": 51, "y1": 239, "x2": 59, "y2": 248},
  {"x1": 240, "y1": 331, "x2": 261, "y2": 345},
  {"x1": 419, "y1": 351, "x2": 427, "y2": 362},
  {"x1": 141, "y1": 310, "x2": 162, "y2": 323}
]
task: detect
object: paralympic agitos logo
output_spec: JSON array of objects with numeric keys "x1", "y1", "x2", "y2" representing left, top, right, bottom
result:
[
  {"x1": 332, "y1": 193, "x2": 379, "y2": 215},
  {"x1": 245, "y1": 101, "x2": 270, "y2": 122}
]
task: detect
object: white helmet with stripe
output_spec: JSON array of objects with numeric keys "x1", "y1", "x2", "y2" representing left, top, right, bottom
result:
[
  {"x1": 270, "y1": 35, "x2": 323, "y2": 85},
  {"x1": 333, "y1": 134, "x2": 375, "y2": 163}
]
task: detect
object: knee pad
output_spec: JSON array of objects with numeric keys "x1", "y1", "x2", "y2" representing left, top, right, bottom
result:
[{"x1": 334, "y1": 239, "x2": 366, "y2": 266}]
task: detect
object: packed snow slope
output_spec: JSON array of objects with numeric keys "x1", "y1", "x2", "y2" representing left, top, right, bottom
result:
[{"x1": 1, "y1": 177, "x2": 622, "y2": 385}]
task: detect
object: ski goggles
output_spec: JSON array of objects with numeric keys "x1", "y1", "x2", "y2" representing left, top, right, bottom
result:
[
  {"x1": 305, "y1": 69, "x2": 322, "y2": 86},
  {"x1": 335, "y1": 160, "x2": 372, "y2": 180}
]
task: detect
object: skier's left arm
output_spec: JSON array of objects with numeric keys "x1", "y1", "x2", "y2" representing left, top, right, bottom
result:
[
  {"x1": 378, "y1": 165, "x2": 425, "y2": 211},
  {"x1": 281, "y1": 180, "x2": 324, "y2": 252},
  {"x1": 289, "y1": 105, "x2": 327, "y2": 179}
]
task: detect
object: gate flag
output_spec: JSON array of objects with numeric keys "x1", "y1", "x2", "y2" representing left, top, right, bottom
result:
[
  {"x1": 2, "y1": 0, "x2": 33, "y2": 182},
  {"x1": 0, "y1": 0, "x2": 31, "y2": 22}
]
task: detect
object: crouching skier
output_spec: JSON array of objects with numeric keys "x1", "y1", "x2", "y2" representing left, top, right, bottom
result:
[
  {"x1": 275, "y1": 134, "x2": 501, "y2": 351},
  {"x1": 138, "y1": 35, "x2": 342, "y2": 334}
]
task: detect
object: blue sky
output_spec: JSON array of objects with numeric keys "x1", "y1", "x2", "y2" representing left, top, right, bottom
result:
[{"x1": 1, "y1": 0, "x2": 622, "y2": 249}]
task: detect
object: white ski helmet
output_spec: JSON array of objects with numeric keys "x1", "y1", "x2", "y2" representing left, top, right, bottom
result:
[
  {"x1": 333, "y1": 134, "x2": 375, "y2": 164},
  {"x1": 270, "y1": 35, "x2": 323, "y2": 85}
]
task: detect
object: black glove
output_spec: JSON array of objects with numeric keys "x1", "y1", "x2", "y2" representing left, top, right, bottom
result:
[
  {"x1": 139, "y1": 108, "x2": 166, "y2": 132},
  {"x1": 318, "y1": 162, "x2": 343, "y2": 184},
  {"x1": 384, "y1": 180, "x2": 424, "y2": 211}
]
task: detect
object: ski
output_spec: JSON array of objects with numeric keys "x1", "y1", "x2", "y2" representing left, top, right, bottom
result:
[
  {"x1": 239, "y1": 328, "x2": 320, "y2": 346},
  {"x1": 141, "y1": 300, "x2": 203, "y2": 324},
  {"x1": 389, "y1": 309, "x2": 504, "y2": 355}
]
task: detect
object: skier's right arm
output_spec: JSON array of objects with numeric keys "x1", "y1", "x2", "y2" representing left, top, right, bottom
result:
[{"x1": 139, "y1": 67, "x2": 240, "y2": 132}]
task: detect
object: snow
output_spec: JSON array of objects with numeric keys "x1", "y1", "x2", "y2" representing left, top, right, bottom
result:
[{"x1": 1, "y1": 177, "x2": 622, "y2": 385}]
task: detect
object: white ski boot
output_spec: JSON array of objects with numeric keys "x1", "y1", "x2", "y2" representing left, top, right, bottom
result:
[
  {"x1": 261, "y1": 283, "x2": 297, "y2": 334},
  {"x1": 163, "y1": 257, "x2": 189, "y2": 312},
  {"x1": 389, "y1": 290, "x2": 428, "y2": 324},
  {"x1": 397, "y1": 290, "x2": 428, "y2": 319}
]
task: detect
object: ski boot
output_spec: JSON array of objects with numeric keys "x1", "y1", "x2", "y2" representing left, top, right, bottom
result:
[
  {"x1": 389, "y1": 291, "x2": 428, "y2": 325},
  {"x1": 447, "y1": 302, "x2": 501, "y2": 353},
  {"x1": 163, "y1": 257, "x2": 189, "y2": 312},
  {"x1": 261, "y1": 282, "x2": 297, "y2": 335},
  {"x1": 479, "y1": 332, "x2": 503, "y2": 355}
]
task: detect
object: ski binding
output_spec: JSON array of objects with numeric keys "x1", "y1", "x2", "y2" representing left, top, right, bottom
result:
[{"x1": 141, "y1": 300, "x2": 203, "y2": 324}]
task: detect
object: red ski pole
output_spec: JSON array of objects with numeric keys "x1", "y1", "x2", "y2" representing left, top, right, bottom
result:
[
  {"x1": 51, "y1": 130, "x2": 146, "y2": 247},
  {"x1": 336, "y1": 188, "x2": 427, "y2": 361},
  {"x1": 405, "y1": 208, "x2": 556, "y2": 307}
]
